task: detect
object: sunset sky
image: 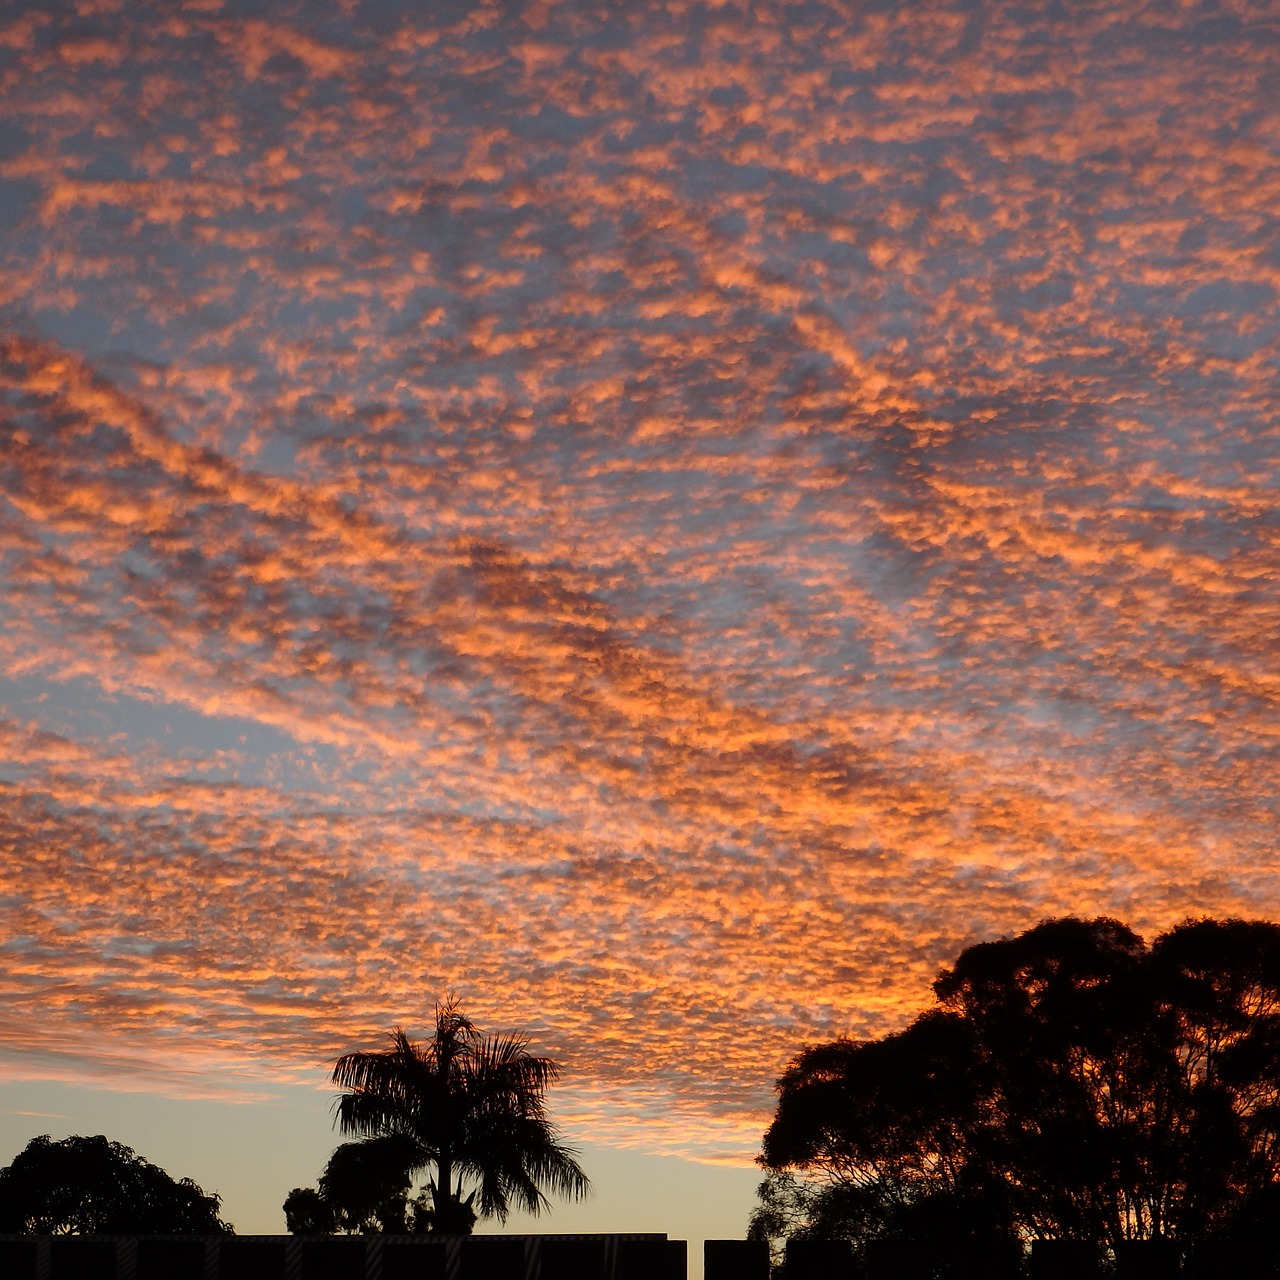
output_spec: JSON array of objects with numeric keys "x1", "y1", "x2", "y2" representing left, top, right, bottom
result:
[{"x1": 2, "y1": 0, "x2": 1279, "y2": 1252}]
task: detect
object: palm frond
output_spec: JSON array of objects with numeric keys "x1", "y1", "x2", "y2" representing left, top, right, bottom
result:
[{"x1": 327, "y1": 999, "x2": 589, "y2": 1227}]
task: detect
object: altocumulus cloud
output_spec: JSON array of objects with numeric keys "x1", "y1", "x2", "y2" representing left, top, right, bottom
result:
[{"x1": 1, "y1": 0, "x2": 1279, "y2": 1159}]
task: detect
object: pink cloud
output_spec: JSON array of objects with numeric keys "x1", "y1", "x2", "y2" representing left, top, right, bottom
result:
[{"x1": 1, "y1": 0, "x2": 1279, "y2": 1164}]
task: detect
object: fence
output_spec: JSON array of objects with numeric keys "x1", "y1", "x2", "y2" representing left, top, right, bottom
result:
[
  {"x1": 4, "y1": 1235, "x2": 1275, "y2": 1280},
  {"x1": 703, "y1": 1236, "x2": 1279, "y2": 1279},
  {"x1": 0, "y1": 1234, "x2": 686, "y2": 1280}
]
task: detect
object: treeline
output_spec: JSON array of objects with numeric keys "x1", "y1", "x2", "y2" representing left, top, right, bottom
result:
[
  {"x1": 7, "y1": 913, "x2": 1280, "y2": 1276},
  {"x1": 751, "y1": 916, "x2": 1280, "y2": 1274}
]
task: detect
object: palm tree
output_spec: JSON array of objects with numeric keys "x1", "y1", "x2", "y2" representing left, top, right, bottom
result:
[{"x1": 331, "y1": 995, "x2": 590, "y2": 1233}]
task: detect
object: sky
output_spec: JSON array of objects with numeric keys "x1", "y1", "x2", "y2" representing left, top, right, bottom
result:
[{"x1": 2, "y1": 0, "x2": 1279, "y2": 1256}]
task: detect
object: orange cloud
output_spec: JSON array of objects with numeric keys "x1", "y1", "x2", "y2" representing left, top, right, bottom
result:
[{"x1": 1, "y1": 0, "x2": 1279, "y2": 1167}]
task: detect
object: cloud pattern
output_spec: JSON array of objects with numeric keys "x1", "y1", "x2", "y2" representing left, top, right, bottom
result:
[{"x1": 1, "y1": 0, "x2": 1279, "y2": 1159}]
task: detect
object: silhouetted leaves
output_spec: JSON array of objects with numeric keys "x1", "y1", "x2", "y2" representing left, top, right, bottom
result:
[
  {"x1": 314, "y1": 1138, "x2": 418, "y2": 1233},
  {"x1": 0, "y1": 1135, "x2": 230, "y2": 1235},
  {"x1": 325, "y1": 995, "x2": 589, "y2": 1233},
  {"x1": 755, "y1": 916, "x2": 1280, "y2": 1263},
  {"x1": 282, "y1": 1186, "x2": 335, "y2": 1235}
]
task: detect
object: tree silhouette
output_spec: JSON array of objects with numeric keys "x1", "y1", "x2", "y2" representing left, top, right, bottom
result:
[
  {"x1": 282, "y1": 1186, "x2": 335, "y2": 1235},
  {"x1": 753, "y1": 916, "x2": 1280, "y2": 1265},
  {"x1": 316, "y1": 1138, "x2": 417, "y2": 1233},
  {"x1": 0, "y1": 1135, "x2": 230, "y2": 1234},
  {"x1": 283, "y1": 1138, "x2": 420, "y2": 1235},
  {"x1": 329, "y1": 995, "x2": 589, "y2": 1233}
]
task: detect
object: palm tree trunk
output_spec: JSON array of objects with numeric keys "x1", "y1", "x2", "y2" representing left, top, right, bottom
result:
[{"x1": 434, "y1": 1150, "x2": 452, "y2": 1221}]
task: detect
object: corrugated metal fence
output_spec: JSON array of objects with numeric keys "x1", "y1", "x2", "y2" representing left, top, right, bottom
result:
[
  {"x1": 0, "y1": 1233, "x2": 686, "y2": 1280},
  {"x1": 3, "y1": 1234, "x2": 1271, "y2": 1279}
]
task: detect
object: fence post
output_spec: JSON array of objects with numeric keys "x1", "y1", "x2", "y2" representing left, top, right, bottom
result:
[
  {"x1": 1029, "y1": 1240, "x2": 1101, "y2": 1280},
  {"x1": 704, "y1": 1240, "x2": 770, "y2": 1280},
  {"x1": 1113, "y1": 1238, "x2": 1181, "y2": 1279},
  {"x1": 784, "y1": 1239, "x2": 854, "y2": 1280},
  {"x1": 864, "y1": 1239, "x2": 933, "y2": 1280}
]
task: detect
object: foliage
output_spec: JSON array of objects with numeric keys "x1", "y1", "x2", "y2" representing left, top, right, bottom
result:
[
  {"x1": 284, "y1": 1138, "x2": 419, "y2": 1234},
  {"x1": 282, "y1": 1186, "x2": 335, "y2": 1235},
  {"x1": 0, "y1": 1134, "x2": 231, "y2": 1235},
  {"x1": 307, "y1": 995, "x2": 588, "y2": 1234},
  {"x1": 322, "y1": 1138, "x2": 418, "y2": 1233},
  {"x1": 754, "y1": 916, "x2": 1280, "y2": 1261}
]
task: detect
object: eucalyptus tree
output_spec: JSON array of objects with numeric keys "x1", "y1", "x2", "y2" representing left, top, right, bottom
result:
[{"x1": 753, "y1": 916, "x2": 1280, "y2": 1264}]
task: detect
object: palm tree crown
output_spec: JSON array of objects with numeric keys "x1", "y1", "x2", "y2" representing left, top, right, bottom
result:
[{"x1": 331, "y1": 996, "x2": 589, "y2": 1232}]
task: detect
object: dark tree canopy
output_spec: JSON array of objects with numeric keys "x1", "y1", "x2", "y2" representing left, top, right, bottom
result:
[
  {"x1": 286, "y1": 996, "x2": 589, "y2": 1235},
  {"x1": 753, "y1": 916, "x2": 1280, "y2": 1261},
  {"x1": 327, "y1": 1137, "x2": 420, "y2": 1233},
  {"x1": 0, "y1": 1135, "x2": 230, "y2": 1235},
  {"x1": 283, "y1": 1138, "x2": 421, "y2": 1235},
  {"x1": 282, "y1": 1186, "x2": 335, "y2": 1236}
]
